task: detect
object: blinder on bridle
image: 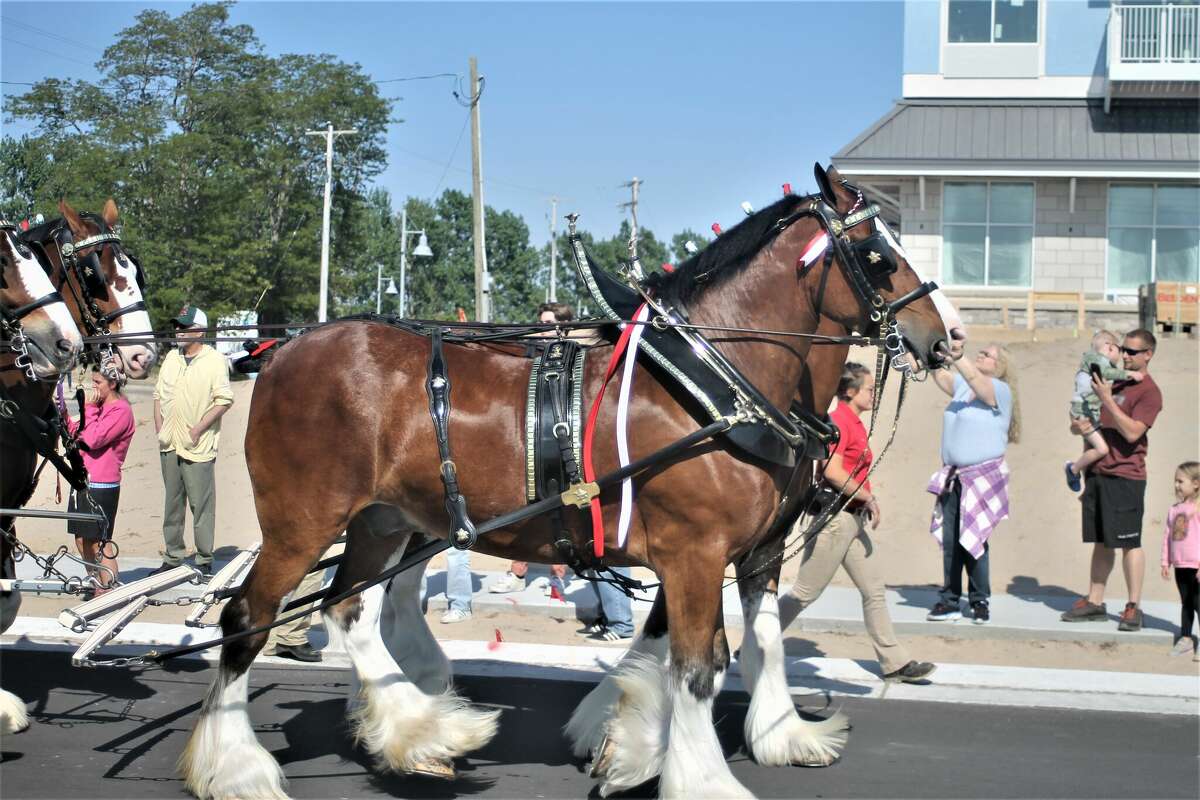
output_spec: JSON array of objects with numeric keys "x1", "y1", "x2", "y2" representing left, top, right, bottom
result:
[
  {"x1": 0, "y1": 219, "x2": 65, "y2": 324},
  {"x1": 39, "y1": 214, "x2": 149, "y2": 330}
]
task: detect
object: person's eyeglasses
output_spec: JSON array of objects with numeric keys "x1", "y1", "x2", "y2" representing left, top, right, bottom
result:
[{"x1": 1120, "y1": 346, "x2": 1150, "y2": 356}]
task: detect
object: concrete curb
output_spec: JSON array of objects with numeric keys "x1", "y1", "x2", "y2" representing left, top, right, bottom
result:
[
  {"x1": 17, "y1": 557, "x2": 1181, "y2": 645},
  {"x1": 4, "y1": 616, "x2": 1195, "y2": 717}
]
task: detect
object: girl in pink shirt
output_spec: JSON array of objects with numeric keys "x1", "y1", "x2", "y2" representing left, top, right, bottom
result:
[
  {"x1": 1161, "y1": 461, "x2": 1200, "y2": 660},
  {"x1": 66, "y1": 364, "x2": 136, "y2": 596}
]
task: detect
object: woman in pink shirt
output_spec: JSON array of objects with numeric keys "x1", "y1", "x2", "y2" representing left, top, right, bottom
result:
[
  {"x1": 66, "y1": 364, "x2": 136, "y2": 596},
  {"x1": 1162, "y1": 461, "x2": 1200, "y2": 660}
]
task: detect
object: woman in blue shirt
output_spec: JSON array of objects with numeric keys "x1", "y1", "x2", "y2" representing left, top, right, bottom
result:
[{"x1": 926, "y1": 343, "x2": 1020, "y2": 624}]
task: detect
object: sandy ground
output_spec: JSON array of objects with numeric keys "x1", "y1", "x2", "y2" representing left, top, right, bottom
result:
[{"x1": 19, "y1": 328, "x2": 1197, "y2": 599}]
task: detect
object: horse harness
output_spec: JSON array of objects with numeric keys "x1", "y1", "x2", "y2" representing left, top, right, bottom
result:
[
  {"x1": 417, "y1": 186, "x2": 937, "y2": 591},
  {"x1": 0, "y1": 220, "x2": 67, "y2": 381},
  {"x1": 20, "y1": 214, "x2": 147, "y2": 368}
]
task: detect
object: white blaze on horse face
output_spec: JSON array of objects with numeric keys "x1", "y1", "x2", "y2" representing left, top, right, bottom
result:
[
  {"x1": 4, "y1": 233, "x2": 81, "y2": 378},
  {"x1": 874, "y1": 218, "x2": 966, "y2": 341},
  {"x1": 109, "y1": 250, "x2": 157, "y2": 376}
]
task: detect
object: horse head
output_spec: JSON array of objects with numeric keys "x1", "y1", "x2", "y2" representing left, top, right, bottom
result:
[
  {"x1": 1, "y1": 222, "x2": 81, "y2": 380},
  {"x1": 46, "y1": 199, "x2": 157, "y2": 378},
  {"x1": 807, "y1": 163, "x2": 960, "y2": 371}
]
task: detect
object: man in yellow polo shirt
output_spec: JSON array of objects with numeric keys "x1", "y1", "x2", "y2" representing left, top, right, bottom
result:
[{"x1": 150, "y1": 304, "x2": 233, "y2": 577}]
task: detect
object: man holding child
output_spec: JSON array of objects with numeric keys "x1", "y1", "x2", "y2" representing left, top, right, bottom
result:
[{"x1": 1061, "y1": 329, "x2": 1163, "y2": 632}]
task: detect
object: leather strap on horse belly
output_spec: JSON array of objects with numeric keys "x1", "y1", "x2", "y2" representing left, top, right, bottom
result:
[{"x1": 426, "y1": 327, "x2": 478, "y2": 550}]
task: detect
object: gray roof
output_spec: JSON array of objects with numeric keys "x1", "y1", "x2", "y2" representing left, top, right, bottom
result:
[{"x1": 833, "y1": 100, "x2": 1199, "y2": 176}]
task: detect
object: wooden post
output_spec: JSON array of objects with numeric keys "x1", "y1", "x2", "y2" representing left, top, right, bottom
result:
[
  {"x1": 1076, "y1": 291, "x2": 1086, "y2": 337},
  {"x1": 1001, "y1": 299, "x2": 1010, "y2": 329},
  {"x1": 1026, "y1": 291, "x2": 1036, "y2": 333},
  {"x1": 1175, "y1": 282, "x2": 1184, "y2": 339}
]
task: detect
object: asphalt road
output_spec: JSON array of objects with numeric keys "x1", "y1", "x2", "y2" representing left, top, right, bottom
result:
[{"x1": 1, "y1": 649, "x2": 1196, "y2": 799}]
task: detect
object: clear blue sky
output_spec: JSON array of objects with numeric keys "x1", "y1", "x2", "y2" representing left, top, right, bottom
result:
[{"x1": 2, "y1": 1, "x2": 905, "y2": 249}]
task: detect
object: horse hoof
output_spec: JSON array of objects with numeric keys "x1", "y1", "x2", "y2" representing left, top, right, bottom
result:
[
  {"x1": 794, "y1": 751, "x2": 837, "y2": 768},
  {"x1": 589, "y1": 734, "x2": 615, "y2": 778},
  {"x1": 410, "y1": 758, "x2": 457, "y2": 780}
]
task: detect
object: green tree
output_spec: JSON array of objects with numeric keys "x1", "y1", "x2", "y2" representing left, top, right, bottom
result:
[{"x1": 3, "y1": 1, "x2": 390, "y2": 327}]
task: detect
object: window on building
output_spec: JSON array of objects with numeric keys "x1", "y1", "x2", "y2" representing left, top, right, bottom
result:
[
  {"x1": 942, "y1": 182, "x2": 1034, "y2": 287},
  {"x1": 948, "y1": 0, "x2": 1039, "y2": 44},
  {"x1": 1107, "y1": 184, "x2": 1200, "y2": 292}
]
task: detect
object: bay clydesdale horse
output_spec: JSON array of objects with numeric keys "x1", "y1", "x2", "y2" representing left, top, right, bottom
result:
[
  {"x1": 2, "y1": 200, "x2": 156, "y2": 735},
  {"x1": 184, "y1": 166, "x2": 955, "y2": 799}
]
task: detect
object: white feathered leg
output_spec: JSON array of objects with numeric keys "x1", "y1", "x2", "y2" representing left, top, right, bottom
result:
[
  {"x1": 590, "y1": 650, "x2": 672, "y2": 796},
  {"x1": 0, "y1": 688, "x2": 29, "y2": 735},
  {"x1": 0, "y1": 587, "x2": 26, "y2": 736},
  {"x1": 739, "y1": 592, "x2": 848, "y2": 767},
  {"x1": 331, "y1": 584, "x2": 499, "y2": 775},
  {"x1": 180, "y1": 669, "x2": 287, "y2": 800},
  {"x1": 565, "y1": 631, "x2": 669, "y2": 759},
  {"x1": 659, "y1": 666, "x2": 754, "y2": 800}
]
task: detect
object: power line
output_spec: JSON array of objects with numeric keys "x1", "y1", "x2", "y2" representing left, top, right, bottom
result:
[
  {"x1": 431, "y1": 109, "x2": 471, "y2": 197},
  {"x1": 1, "y1": 16, "x2": 104, "y2": 53},
  {"x1": 394, "y1": 145, "x2": 573, "y2": 201},
  {"x1": 373, "y1": 72, "x2": 458, "y2": 85},
  {"x1": 1, "y1": 37, "x2": 96, "y2": 68}
]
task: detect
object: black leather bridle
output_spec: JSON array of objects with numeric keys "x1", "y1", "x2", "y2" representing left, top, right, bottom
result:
[
  {"x1": 21, "y1": 214, "x2": 147, "y2": 365},
  {"x1": 1, "y1": 221, "x2": 70, "y2": 379}
]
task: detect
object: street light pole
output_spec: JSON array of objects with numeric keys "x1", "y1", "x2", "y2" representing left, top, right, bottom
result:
[
  {"x1": 376, "y1": 262, "x2": 384, "y2": 315},
  {"x1": 400, "y1": 206, "x2": 408, "y2": 318},
  {"x1": 306, "y1": 122, "x2": 357, "y2": 323}
]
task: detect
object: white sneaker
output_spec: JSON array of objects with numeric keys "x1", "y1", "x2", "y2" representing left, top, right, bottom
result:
[
  {"x1": 440, "y1": 607, "x2": 472, "y2": 624},
  {"x1": 1170, "y1": 637, "x2": 1195, "y2": 657},
  {"x1": 488, "y1": 572, "x2": 526, "y2": 593}
]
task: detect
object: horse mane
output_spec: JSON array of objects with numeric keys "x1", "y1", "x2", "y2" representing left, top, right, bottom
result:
[
  {"x1": 21, "y1": 212, "x2": 111, "y2": 246},
  {"x1": 20, "y1": 218, "x2": 64, "y2": 245},
  {"x1": 643, "y1": 193, "x2": 814, "y2": 307}
]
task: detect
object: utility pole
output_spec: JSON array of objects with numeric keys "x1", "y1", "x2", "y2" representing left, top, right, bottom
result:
[
  {"x1": 619, "y1": 177, "x2": 642, "y2": 258},
  {"x1": 548, "y1": 196, "x2": 558, "y2": 302},
  {"x1": 306, "y1": 122, "x2": 357, "y2": 322},
  {"x1": 469, "y1": 57, "x2": 489, "y2": 322}
]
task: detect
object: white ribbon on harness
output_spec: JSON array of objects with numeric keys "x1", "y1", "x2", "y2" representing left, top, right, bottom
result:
[
  {"x1": 615, "y1": 303, "x2": 651, "y2": 548},
  {"x1": 798, "y1": 231, "x2": 830, "y2": 267}
]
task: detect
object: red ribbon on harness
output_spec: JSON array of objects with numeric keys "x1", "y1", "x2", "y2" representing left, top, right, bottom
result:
[{"x1": 581, "y1": 302, "x2": 647, "y2": 558}]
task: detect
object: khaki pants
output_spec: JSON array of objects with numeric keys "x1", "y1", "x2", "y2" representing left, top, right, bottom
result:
[
  {"x1": 160, "y1": 452, "x2": 215, "y2": 566},
  {"x1": 266, "y1": 543, "x2": 343, "y2": 651},
  {"x1": 778, "y1": 510, "x2": 909, "y2": 674}
]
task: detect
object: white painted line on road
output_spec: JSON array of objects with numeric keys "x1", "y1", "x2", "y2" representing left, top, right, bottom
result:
[{"x1": 4, "y1": 616, "x2": 1195, "y2": 716}]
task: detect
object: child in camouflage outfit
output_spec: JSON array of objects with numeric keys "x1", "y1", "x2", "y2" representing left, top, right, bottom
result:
[{"x1": 1064, "y1": 330, "x2": 1144, "y2": 492}]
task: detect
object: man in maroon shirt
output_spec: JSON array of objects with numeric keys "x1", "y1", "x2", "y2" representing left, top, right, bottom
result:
[{"x1": 1062, "y1": 329, "x2": 1163, "y2": 631}]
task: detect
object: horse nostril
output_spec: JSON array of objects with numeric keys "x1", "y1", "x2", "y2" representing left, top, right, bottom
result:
[{"x1": 56, "y1": 338, "x2": 76, "y2": 355}]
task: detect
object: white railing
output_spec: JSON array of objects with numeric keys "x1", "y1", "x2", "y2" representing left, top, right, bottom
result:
[{"x1": 1111, "y1": 3, "x2": 1200, "y2": 64}]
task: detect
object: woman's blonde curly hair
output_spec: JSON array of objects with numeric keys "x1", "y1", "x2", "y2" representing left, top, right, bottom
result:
[{"x1": 987, "y1": 344, "x2": 1020, "y2": 444}]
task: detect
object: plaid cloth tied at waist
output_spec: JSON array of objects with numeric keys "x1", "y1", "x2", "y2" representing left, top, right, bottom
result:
[{"x1": 927, "y1": 457, "x2": 1010, "y2": 559}]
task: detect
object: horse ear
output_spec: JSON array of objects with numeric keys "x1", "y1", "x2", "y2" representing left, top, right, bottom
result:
[
  {"x1": 102, "y1": 198, "x2": 119, "y2": 227},
  {"x1": 59, "y1": 199, "x2": 87, "y2": 238},
  {"x1": 813, "y1": 163, "x2": 838, "y2": 208}
]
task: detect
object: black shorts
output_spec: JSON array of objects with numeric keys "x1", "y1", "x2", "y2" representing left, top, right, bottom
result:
[
  {"x1": 67, "y1": 486, "x2": 120, "y2": 541},
  {"x1": 1081, "y1": 473, "x2": 1145, "y2": 549}
]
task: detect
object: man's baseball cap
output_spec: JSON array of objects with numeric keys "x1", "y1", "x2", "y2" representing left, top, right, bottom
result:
[{"x1": 172, "y1": 304, "x2": 208, "y2": 329}]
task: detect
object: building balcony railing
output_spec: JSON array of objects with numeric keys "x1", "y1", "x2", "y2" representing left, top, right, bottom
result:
[{"x1": 1108, "y1": 3, "x2": 1200, "y2": 82}]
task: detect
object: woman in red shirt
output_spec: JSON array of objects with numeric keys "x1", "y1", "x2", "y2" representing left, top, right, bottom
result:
[{"x1": 778, "y1": 362, "x2": 935, "y2": 683}]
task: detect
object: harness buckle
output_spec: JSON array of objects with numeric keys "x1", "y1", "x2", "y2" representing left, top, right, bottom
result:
[{"x1": 562, "y1": 481, "x2": 599, "y2": 508}]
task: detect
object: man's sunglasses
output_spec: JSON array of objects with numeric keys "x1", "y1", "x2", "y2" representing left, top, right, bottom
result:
[{"x1": 1120, "y1": 346, "x2": 1150, "y2": 356}]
